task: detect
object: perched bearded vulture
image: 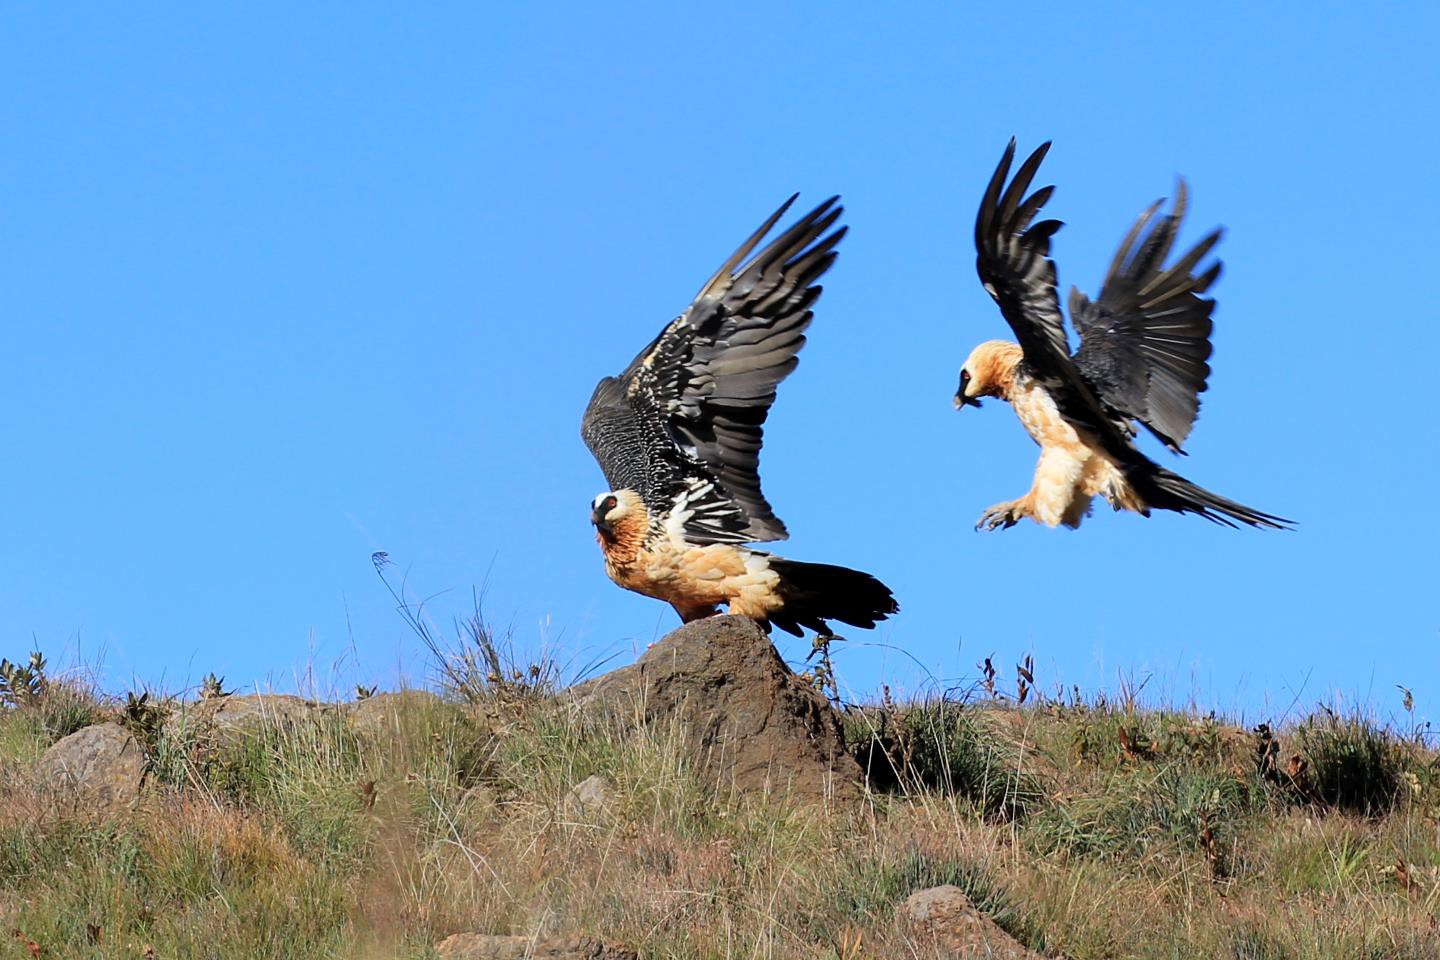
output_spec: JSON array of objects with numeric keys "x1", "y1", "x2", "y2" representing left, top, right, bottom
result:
[
  {"x1": 955, "y1": 140, "x2": 1291, "y2": 531},
  {"x1": 581, "y1": 196, "x2": 898, "y2": 636}
]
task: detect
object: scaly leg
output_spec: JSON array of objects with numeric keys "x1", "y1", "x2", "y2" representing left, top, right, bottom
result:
[
  {"x1": 975, "y1": 494, "x2": 1033, "y2": 531},
  {"x1": 977, "y1": 446, "x2": 1088, "y2": 530}
]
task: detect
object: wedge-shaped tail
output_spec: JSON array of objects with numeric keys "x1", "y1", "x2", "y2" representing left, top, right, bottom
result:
[
  {"x1": 1136, "y1": 467, "x2": 1292, "y2": 529},
  {"x1": 765, "y1": 558, "x2": 899, "y2": 637}
]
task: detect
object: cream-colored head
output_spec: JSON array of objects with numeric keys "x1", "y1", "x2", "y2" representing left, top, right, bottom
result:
[
  {"x1": 590, "y1": 489, "x2": 646, "y2": 544},
  {"x1": 955, "y1": 339, "x2": 1024, "y2": 409}
]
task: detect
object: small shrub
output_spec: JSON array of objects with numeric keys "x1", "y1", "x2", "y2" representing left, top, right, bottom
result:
[
  {"x1": 0, "y1": 652, "x2": 49, "y2": 707},
  {"x1": 845, "y1": 700, "x2": 1045, "y2": 818},
  {"x1": 905, "y1": 702, "x2": 1046, "y2": 817},
  {"x1": 118, "y1": 690, "x2": 169, "y2": 756},
  {"x1": 1293, "y1": 709, "x2": 1404, "y2": 815},
  {"x1": 200, "y1": 672, "x2": 230, "y2": 700},
  {"x1": 0, "y1": 650, "x2": 101, "y2": 750}
]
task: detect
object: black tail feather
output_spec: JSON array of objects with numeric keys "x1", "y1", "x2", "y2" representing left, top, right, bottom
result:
[
  {"x1": 765, "y1": 558, "x2": 899, "y2": 637},
  {"x1": 1140, "y1": 467, "x2": 1293, "y2": 530}
]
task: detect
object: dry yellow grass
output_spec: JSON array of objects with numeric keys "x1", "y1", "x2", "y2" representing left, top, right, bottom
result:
[{"x1": 0, "y1": 659, "x2": 1437, "y2": 959}]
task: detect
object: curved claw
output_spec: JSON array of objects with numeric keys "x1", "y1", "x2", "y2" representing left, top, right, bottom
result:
[{"x1": 975, "y1": 503, "x2": 1021, "y2": 532}]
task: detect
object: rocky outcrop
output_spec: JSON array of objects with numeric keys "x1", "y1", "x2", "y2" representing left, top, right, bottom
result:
[
  {"x1": 36, "y1": 722, "x2": 146, "y2": 814},
  {"x1": 164, "y1": 693, "x2": 315, "y2": 745},
  {"x1": 433, "y1": 934, "x2": 637, "y2": 959},
  {"x1": 567, "y1": 615, "x2": 863, "y2": 803},
  {"x1": 898, "y1": 885, "x2": 1045, "y2": 959}
]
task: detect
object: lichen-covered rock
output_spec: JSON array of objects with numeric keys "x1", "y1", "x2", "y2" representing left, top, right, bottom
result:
[
  {"x1": 899, "y1": 885, "x2": 1045, "y2": 959},
  {"x1": 433, "y1": 933, "x2": 637, "y2": 959},
  {"x1": 567, "y1": 615, "x2": 863, "y2": 803},
  {"x1": 36, "y1": 722, "x2": 145, "y2": 814}
]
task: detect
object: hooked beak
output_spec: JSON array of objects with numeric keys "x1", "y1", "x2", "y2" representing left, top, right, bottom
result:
[
  {"x1": 954, "y1": 392, "x2": 982, "y2": 411},
  {"x1": 591, "y1": 508, "x2": 613, "y2": 537}
]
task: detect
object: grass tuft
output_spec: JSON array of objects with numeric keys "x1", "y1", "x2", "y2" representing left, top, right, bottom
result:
[
  {"x1": 844, "y1": 699, "x2": 1046, "y2": 818},
  {"x1": 1293, "y1": 708, "x2": 1407, "y2": 815}
]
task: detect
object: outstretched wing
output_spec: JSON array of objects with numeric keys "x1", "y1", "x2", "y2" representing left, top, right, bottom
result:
[
  {"x1": 973, "y1": 139, "x2": 1128, "y2": 445},
  {"x1": 580, "y1": 376, "x2": 652, "y2": 496},
  {"x1": 973, "y1": 140, "x2": 1071, "y2": 376},
  {"x1": 582, "y1": 195, "x2": 844, "y2": 544},
  {"x1": 1071, "y1": 180, "x2": 1222, "y2": 453}
]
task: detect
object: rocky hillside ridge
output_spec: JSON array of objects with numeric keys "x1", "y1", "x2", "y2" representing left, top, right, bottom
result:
[{"x1": 2, "y1": 617, "x2": 1437, "y2": 959}]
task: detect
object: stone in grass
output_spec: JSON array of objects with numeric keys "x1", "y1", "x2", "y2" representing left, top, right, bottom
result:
[
  {"x1": 567, "y1": 615, "x2": 865, "y2": 803},
  {"x1": 433, "y1": 933, "x2": 638, "y2": 960},
  {"x1": 36, "y1": 722, "x2": 146, "y2": 815},
  {"x1": 560, "y1": 774, "x2": 613, "y2": 820},
  {"x1": 898, "y1": 885, "x2": 1047, "y2": 959}
]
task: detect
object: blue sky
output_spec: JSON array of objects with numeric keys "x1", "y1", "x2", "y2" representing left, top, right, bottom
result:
[{"x1": 2, "y1": 4, "x2": 1436, "y2": 724}]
